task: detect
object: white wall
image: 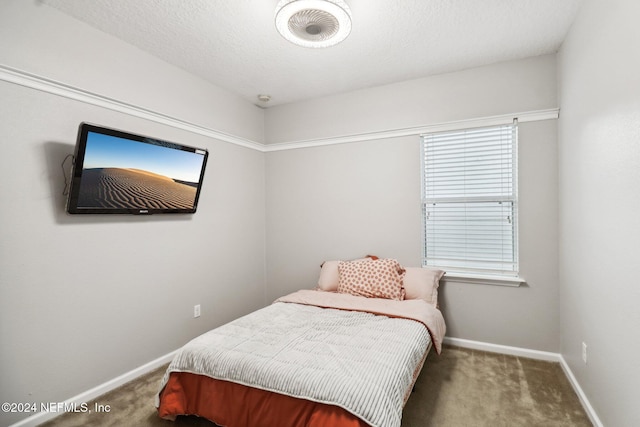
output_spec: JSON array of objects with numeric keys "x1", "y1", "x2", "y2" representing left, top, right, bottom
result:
[
  {"x1": 266, "y1": 56, "x2": 560, "y2": 352},
  {"x1": 0, "y1": 2, "x2": 266, "y2": 426},
  {"x1": 11, "y1": 0, "x2": 638, "y2": 424},
  {"x1": 265, "y1": 54, "x2": 557, "y2": 143},
  {"x1": 0, "y1": 0, "x2": 264, "y2": 143},
  {"x1": 558, "y1": 0, "x2": 640, "y2": 425}
]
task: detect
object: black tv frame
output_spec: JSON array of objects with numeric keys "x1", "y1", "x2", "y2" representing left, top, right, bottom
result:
[{"x1": 66, "y1": 123, "x2": 209, "y2": 215}]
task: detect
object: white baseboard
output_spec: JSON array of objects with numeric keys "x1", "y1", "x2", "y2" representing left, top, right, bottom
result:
[
  {"x1": 9, "y1": 350, "x2": 177, "y2": 427},
  {"x1": 443, "y1": 337, "x2": 561, "y2": 361},
  {"x1": 444, "y1": 337, "x2": 602, "y2": 426},
  {"x1": 559, "y1": 355, "x2": 604, "y2": 427}
]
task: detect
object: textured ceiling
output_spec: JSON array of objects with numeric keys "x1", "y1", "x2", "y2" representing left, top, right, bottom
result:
[{"x1": 42, "y1": 0, "x2": 583, "y2": 108}]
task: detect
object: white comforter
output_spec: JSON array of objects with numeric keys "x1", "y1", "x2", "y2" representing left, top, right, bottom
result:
[{"x1": 157, "y1": 294, "x2": 437, "y2": 427}]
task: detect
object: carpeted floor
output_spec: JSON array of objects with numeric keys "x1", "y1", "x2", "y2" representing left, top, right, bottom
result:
[{"x1": 39, "y1": 345, "x2": 592, "y2": 427}]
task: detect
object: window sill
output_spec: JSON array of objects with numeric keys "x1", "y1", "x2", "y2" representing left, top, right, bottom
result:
[{"x1": 441, "y1": 272, "x2": 526, "y2": 287}]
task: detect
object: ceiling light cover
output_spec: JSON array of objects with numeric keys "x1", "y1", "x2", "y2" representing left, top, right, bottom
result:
[{"x1": 275, "y1": 0, "x2": 352, "y2": 48}]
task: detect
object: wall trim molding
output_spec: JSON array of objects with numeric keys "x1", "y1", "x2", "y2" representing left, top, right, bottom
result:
[
  {"x1": 263, "y1": 108, "x2": 560, "y2": 152},
  {"x1": 0, "y1": 64, "x2": 265, "y2": 152},
  {"x1": 1, "y1": 64, "x2": 559, "y2": 154},
  {"x1": 8, "y1": 350, "x2": 177, "y2": 427},
  {"x1": 444, "y1": 337, "x2": 603, "y2": 427}
]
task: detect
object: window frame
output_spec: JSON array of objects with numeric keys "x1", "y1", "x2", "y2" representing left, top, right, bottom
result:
[{"x1": 420, "y1": 122, "x2": 523, "y2": 285}]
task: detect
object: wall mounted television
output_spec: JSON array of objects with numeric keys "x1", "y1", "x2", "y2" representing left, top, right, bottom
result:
[{"x1": 66, "y1": 123, "x2": 209, "y2": 214}]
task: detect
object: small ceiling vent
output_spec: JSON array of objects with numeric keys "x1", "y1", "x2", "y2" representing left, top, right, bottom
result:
[{"x1": 275, "y1": 0, "x2": 352, "y2": 48}]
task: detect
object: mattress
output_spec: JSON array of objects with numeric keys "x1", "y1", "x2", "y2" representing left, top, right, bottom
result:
[{"x1": 156, "y1": 290, "x2": 446, "y2": 427}]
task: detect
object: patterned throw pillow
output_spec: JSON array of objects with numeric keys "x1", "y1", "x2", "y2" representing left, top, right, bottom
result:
[
  {"x1": 337, "y1": 258, "x2": 406, "y2": 300},
  {"x1": 317, "y1": 256, "x2": 378, "y2": 292}
]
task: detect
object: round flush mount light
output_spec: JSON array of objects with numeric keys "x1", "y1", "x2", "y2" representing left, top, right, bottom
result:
[{"x1": 275, "y1": 0, "x2": 352, "y2": 48}]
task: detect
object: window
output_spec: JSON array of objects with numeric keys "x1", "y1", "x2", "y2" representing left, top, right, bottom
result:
[{"x1": 421, "y1": 123, "x2": 518, "y2": 277}]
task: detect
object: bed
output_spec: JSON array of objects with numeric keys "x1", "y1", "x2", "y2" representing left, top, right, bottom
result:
[{"x1": 156, "y1": 258, "x2": 446, "y2": 427}]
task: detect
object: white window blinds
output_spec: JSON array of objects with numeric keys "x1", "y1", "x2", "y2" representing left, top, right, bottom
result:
[{"x1": 421, "y1": 123, "x2": 518, "y2": 276}]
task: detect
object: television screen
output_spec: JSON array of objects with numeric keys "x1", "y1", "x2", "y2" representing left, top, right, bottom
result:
[{"x1": 67, "y1": 123, "x2": 209, "y2": 214}]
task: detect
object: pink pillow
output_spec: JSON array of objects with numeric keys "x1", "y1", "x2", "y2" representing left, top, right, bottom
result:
[
  {"x1": 317, "y1": 260, "x2": 341, "y2": 291},
  {"x1": 337, "y1": 258, "x2": 406, "y2": 300},
  {"x1": 403, "y1": 267, "x2": 445, "y2": 307}
]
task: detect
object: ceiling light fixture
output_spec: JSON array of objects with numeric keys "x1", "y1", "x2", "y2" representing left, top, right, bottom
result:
[{"x1": 275, "y1": 0, "x2": 352, "y2": 48}]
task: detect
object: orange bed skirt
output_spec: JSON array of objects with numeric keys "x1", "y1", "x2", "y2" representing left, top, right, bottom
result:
[{"x1": 157, "y1": 372, "x2": 370, "y2": 427}]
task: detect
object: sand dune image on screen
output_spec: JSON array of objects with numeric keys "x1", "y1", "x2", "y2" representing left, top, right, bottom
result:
[{"x1": 77, "y1": 168, "x2": 198, "y2": 209}]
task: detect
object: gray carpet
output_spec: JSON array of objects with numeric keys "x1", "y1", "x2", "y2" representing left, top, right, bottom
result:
[{"x1": 39, "y1": 345, "x2": 592, "y2": 427}]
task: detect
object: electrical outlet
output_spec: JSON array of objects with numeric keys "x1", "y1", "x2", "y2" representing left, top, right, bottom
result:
[
  {"x1": 582, "y1": 342, "x2": 587, "y2": 364},
  {"x1": 194, "y1": 304, "x2": 201, "y2": 318}
]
